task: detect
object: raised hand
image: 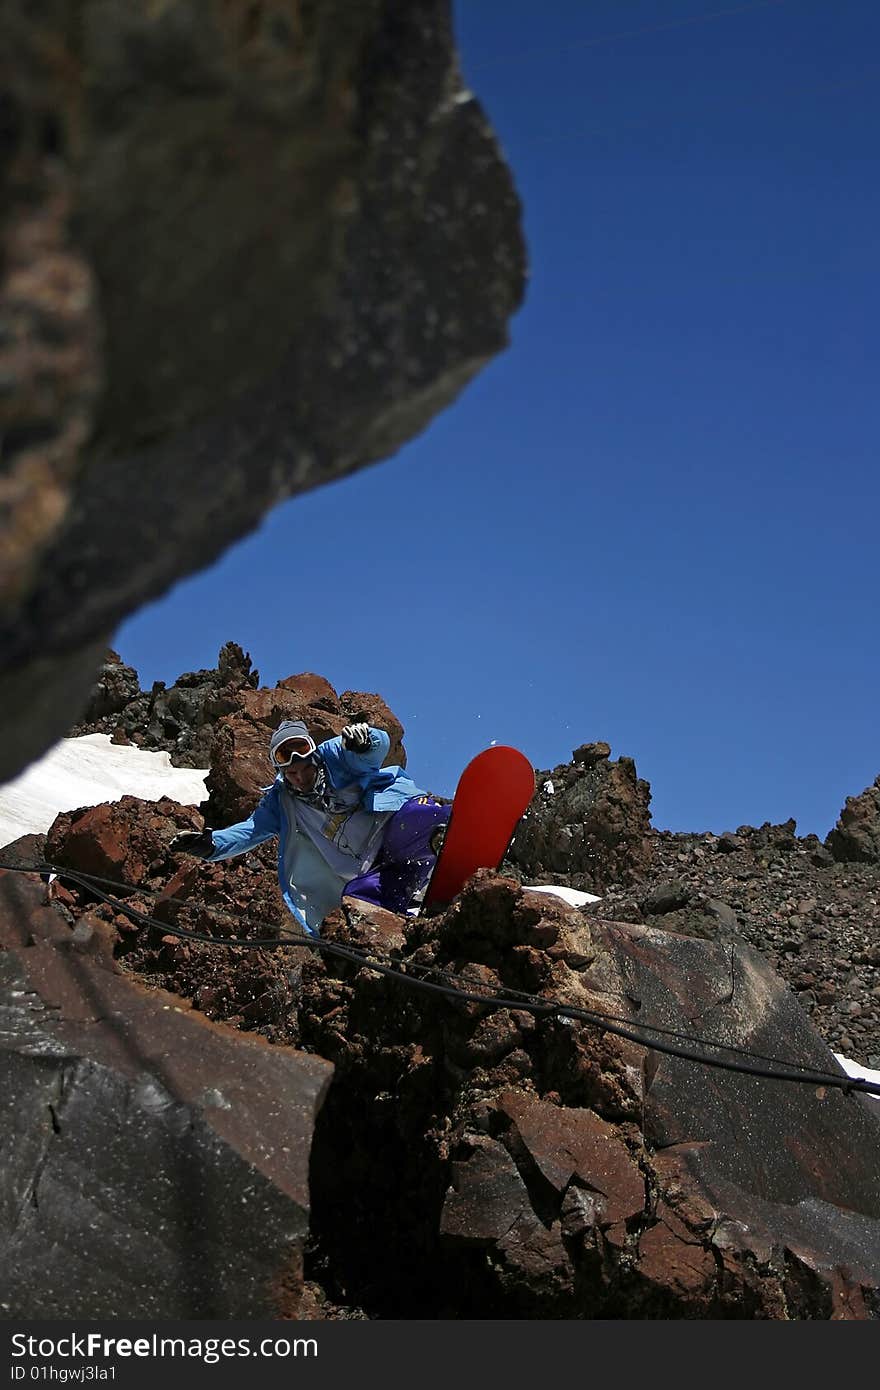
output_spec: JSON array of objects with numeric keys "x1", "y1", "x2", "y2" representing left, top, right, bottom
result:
[{"x1": 341, "y1": 723, "x2": 372, "y2": 753}]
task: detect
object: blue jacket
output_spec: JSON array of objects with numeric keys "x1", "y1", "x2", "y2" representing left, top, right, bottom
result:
[{"x1": 208, "y1": 729, "x2": 424, "y2": 936}]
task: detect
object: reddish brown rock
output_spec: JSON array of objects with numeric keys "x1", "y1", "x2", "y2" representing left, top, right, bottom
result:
[
  {"x1": 45, "y1": 795, "x2": 191, "y2": 887},
  {"x1": 637, "y1": 1202, "x2": 717, "y2": 1303},
  {"x1": 440, "y1": 1136, "x2": 571, "y2": 1295},
  {"x1": 573, "y1": 742, "x2": 612, "y2": 767},
  {"x1": 339, "y1": 690, "x2": 406, "y2": 767},
  {"x1": 45, "y1": 800, "x2": 147, "y2": 884},
  {"x1": 441, "y1": 1135, "x2": 530, "y2": 1244},
  {"x1": 496, "y1": 1214, "x2": 570, "y2": 1291},
  {"x1": 204, "y1": 693, "x2": 304, "y2": 824},
  {"x1": 206, "y1": 674, "x2": 408, "y2": 824},
  {"x1": 298, "y1": 875, "x2": 880, "y2": 1317},
  {"x1": 276, "y1": 672, "x2": 339, "y2": 708},
  {"x1": 335, "y1": 896, "x2": 409, "y2": 956},
  {"x1": 152, "y1": 861, "x2": 202, "y2": 925},
  {"x1": 498, "y1": 1090, "x2": 645, "y2": 1222}
]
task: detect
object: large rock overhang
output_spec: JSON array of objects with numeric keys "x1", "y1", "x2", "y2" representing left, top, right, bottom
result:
[{"x1": 0, "y1": 0, "x2": 527, "y2": 782}]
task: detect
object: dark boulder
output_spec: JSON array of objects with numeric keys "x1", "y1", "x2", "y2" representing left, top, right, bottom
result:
[
  {"x1": 0, "y1": 872, "x2": 332, "y2": 1318},
  {"x1": 77, "y1": 649, "x2": 142, "y2": 722},
  {"x1": 827, "y1": 777, "x2": 880, "y2": 865},
  {"x1": 510, "y1": 745, "x2": 654, "y2": 890}
]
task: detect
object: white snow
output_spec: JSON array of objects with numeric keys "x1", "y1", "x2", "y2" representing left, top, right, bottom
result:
[
  {"x1": 526, "y1": 883, "x2": 601, "y2": 907},
  {"x1": 833, "y1": 1052, "x2": 880, "y2": 1098},
  {"x1": 0, "y1": 734, "x2": 209, "y2": 849}
]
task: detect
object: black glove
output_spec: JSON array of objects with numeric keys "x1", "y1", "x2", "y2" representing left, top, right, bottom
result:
[
  {"x1": 342, "y1": 722, "x2": 372, "y2": 753},
  {"x1": 169, "y1": 828, "x2": 215, "y2": 859}
]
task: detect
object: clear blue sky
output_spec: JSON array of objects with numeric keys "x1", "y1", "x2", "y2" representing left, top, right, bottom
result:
[{"x1": 115, "y1": 0, "x2": 879, "y2": 838}]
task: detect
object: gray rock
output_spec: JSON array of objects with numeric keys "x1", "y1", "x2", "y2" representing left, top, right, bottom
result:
[
  {"x1": 708, "y1": 902, "x2": 739, "y2": 938},
  {"x1": 827, "y1": 777, "x2": 880, "y2": 865},
  {"x1": 717, "y1": 832, "x2": 745, "y2": 854},
  {"x1": 641, "y1": 879, "x2": 692, "y2": 916}
]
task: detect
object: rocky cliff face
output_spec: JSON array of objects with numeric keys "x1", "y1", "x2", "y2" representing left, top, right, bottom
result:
[
  {"x1": 71, "y1": 642, "x2": 261, "y2": 768},
  {"x1": 0, "y1": 0, "x2": 526, "y2": 783}
]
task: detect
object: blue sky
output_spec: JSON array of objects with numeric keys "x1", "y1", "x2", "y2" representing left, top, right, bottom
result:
[{"x1": 115, "y1": 0, "x2": 879, "y2": 838}]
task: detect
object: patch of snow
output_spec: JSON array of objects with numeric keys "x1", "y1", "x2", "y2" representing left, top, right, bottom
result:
[
  {"x1": 526, "y1": 883, "x2": 602, "y2": 907},
  {"x1": 0, "y1": 734, "x2": 209, "y2": 849},
  {"x1": 833, "y1": 1052, "x2": 880, "y2": 1101}
]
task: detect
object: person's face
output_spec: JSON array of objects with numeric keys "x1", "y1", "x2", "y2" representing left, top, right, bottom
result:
[{"x1": 283, "y1": 759, "x2": 318, "y2": 794}]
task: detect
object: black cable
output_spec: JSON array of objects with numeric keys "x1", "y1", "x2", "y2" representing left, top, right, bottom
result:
[
  {"x1": 5, "y1": 858, "x2": 872, "y2": 1091},
  {"x1": 0, "y1": 860, "x2": 826, "y2": 1064},
  {"x1": 3, "y1": 858, "x2": 879, "y2": 1097},
  {"x1": 40, "y1": 859, "x2": 875, "y2": 1081}
]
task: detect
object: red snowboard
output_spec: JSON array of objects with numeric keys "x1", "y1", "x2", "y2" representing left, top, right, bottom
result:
[{"x1": 423, "y1": 746, "x2": 535, "y2": 908}]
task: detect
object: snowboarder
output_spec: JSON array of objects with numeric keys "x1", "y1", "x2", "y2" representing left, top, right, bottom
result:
[{"x1": 169, "y1": 719, "x2": 449, "y2": 937}]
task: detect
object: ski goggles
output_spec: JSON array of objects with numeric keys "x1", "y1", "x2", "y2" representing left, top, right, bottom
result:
[{"x1": 271, "y1": 737, "x2": 315, "y2": 768}]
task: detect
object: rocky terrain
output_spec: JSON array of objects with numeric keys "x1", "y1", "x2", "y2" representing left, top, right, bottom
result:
[
  {"x1": 13, "y1": 3, "x2": 880, "y2": 1323},
  {"x1": 510, "y1": 744, "x2": 880, "y2": 1070},
  {"x1": 3, "y1": 647, "x2": 880, "y2": 1319},
  {"x1": 66, "y1": 647, "x2": 880, "y2": 1069},
  {"x1": 583, "y1": 828, "x2": 880, "y2": 1070}
]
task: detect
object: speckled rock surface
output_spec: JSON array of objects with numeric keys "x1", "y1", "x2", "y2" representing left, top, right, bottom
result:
[
  {"x1": 510, "y1": 744, "x2": 654, "y2": 890},
  {"x1": 828, "y1": 777, "x2": 880, "y2": 865},
  {"x1": 0, "y1": 872, "x2": 332, "y2": 1318}
]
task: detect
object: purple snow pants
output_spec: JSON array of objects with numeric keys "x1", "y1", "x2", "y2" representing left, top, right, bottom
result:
[{"x1": 343, "y1": 795, "x2": 451, "y2": 914}]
